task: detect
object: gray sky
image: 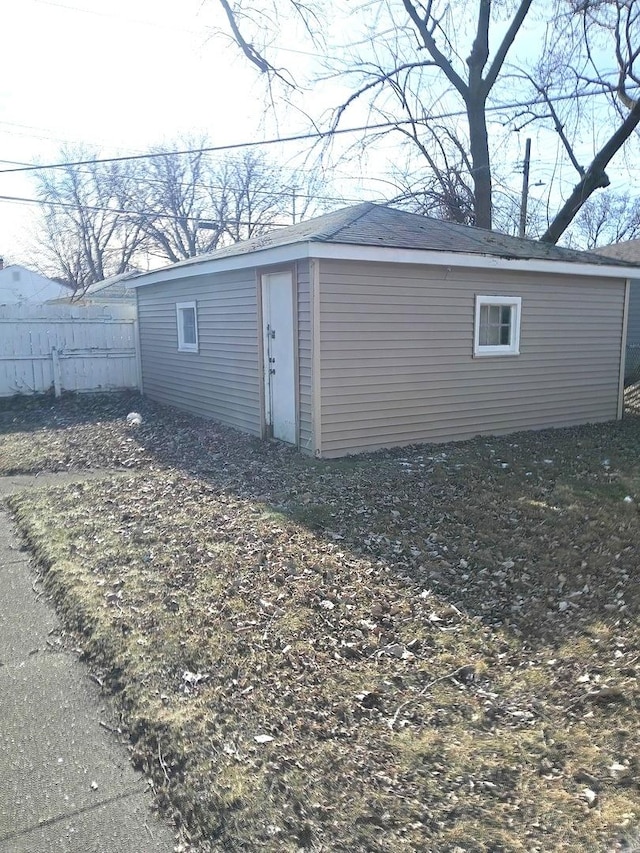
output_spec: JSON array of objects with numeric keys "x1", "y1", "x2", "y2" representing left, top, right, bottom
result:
[{"x1": 1, "y1": 0, "x2": 268, "y2": 262}]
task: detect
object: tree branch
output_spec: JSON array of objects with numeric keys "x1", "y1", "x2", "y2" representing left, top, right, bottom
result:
[
  {"x1": 330, "y1": 61, "x2": 438, "y2": 131},
  {"x1": 467, "y1": 0, "x2": 491, "y2": 88},
  {"x1": 542, "y1": 95, "x2": 640, "y2": 243},
  {"x1": 217, "y1": 0, "x2": 273, "y2": 75},
  {"x1": 402, "y1": 0, "x2": 469, "y2": 95},
  {"x1": 531, "y1": 78, "x2": 585, "y2": 176},
  {"x1": 216, "y1": 0, "x2": 294, "y2": 87},
  {"x1": 484, "y1": 0, "x2": 534, "y2": 91}
]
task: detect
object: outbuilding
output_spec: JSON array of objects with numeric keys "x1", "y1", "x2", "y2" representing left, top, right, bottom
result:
[
  {"x1": 592, "y1": 239, "x2": 640, "y2": 384},
  {"x1": 129, "y1": 203, "x2": 634, "y2": 458}
]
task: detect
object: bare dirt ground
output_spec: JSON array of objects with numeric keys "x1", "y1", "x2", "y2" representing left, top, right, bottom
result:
[{"x1": 2, "y1": 391, "x2": 640, "y2": 852}]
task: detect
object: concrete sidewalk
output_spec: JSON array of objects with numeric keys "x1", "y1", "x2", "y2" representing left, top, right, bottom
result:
[{"x1": 0, "y1": 473, "x2": 177, "y2": 852}]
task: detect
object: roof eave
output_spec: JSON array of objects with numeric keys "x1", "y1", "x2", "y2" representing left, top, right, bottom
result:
[
  {"x1": 127, "y1": 241, "x2": 634, "y2": 288},
  {"x1": 310, "y1": 243, "x2": 634, "y2": 279},
  {"x1": 127, "y1": 242, "x2": 309, "y2": 287}
]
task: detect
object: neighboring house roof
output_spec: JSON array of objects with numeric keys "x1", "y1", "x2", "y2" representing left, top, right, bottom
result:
[
  {"x1": 129, "y1": 203, "x2": 638, "y2": 288},
  {"x1": 48, "y1": 271, "x2": 139, "y2": 304},
  {"x1": 0, "y1": 264, "x2": 73, "y2": 304},
  {"x1": 595, "y1": 239, "x2": 640, "y2": 265},
  {"x1": 83, "y1": 271, "x2": 138, "y2": 301}
]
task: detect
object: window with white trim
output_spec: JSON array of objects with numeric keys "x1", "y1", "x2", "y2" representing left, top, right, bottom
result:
[
  {"x1": 176, "y1": 301, "x2": 198, "y2": 352},
  {"x1": 474, "y1": 295, "x2": 521, "y2": 356}
]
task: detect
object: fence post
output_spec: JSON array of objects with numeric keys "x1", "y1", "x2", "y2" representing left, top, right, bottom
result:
[{"x1": 51, "y1": 347, "x2": 62, "y2": 397}]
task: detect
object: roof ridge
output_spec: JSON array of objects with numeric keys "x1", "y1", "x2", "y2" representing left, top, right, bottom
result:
[{"x1": 319, "y1": 201, "x2": 378, "y2": 241}]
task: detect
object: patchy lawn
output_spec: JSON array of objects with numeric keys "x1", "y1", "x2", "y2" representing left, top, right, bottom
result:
[
  {"x1": 0, "y1": 391, "x2": 154, "y2": 474},
  {"x1": 3, "y1": 392, "x2": 640, "y2": 852}
]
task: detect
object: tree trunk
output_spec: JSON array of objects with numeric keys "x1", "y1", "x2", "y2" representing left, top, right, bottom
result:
[
  {"x1": 463, "y1": 0, "x2": 492, "y2": 230},
  {"x1": 541, "y1": 96, "x2": 640, "y2": 244},
  {"x1": 466, "y1": 95, "x2": 492, "y2": 229},
  {"x1": 540, "y1": 168, "x2": 610, "y2": 245}
]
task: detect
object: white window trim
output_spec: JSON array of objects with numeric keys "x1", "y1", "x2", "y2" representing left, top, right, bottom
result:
[
  {"x1": 176, "y1": 301, "x2": 199, "y2": 353},
  {"x1": 474, "y1": 295, "x2": 521, "y2": 357}
]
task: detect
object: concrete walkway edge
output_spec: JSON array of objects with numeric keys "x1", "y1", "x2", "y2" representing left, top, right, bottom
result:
[{"x1": 0, "y1": 471, "x2": 177, "y2": 853}]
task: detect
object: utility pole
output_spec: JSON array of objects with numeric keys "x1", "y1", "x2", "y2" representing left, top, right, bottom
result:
[
  {"x1": 519, "y1": 138, "x2": 531, "y2": 239},
  {"x1": 292, "y1": 188, "x2": 297, "y2": 224}
]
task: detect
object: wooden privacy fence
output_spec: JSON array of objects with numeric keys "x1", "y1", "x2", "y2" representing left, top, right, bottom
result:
[{"x1": 0, "y1": 303, "x2": 140, "y2": 397}]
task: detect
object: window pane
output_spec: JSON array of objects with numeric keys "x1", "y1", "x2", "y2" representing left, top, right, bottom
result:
[
  {"x1": 489, "y1": 305, "x2": 501, "y2": 325},
  {"x1": 487, "y1": 324, "x2": 501, "y2": 345},
  {"x1": 182, "y1": 308, "x2": 196, "y2": 344},
  {"x1": 478, "y1": 301, "x2": 513, "y2": 348},
  {"x1": 479, "y1": 305, "x2": 490, "y2": 345}
]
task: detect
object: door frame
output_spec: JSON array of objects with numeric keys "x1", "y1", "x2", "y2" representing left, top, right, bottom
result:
[{"x1": 257, "y1": 264, "x2": 299, "y2": 445}]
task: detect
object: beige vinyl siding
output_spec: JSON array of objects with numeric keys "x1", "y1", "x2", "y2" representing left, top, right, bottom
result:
[
  {"x1": 297, "y1": 260, "x2": 313, "y2": 453},
  {"x1": 318, "y1": 260, "x2": 624, "y2": 457},
  {"x1": 137, "y1": 270, "x2": 261, "y2": 435}
]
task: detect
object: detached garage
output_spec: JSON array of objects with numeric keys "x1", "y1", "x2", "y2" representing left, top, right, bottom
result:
[{"x1": 129, "y1": 203, "x2": 633, "y2": 458}]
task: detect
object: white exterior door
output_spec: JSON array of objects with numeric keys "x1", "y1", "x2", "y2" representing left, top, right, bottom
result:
[{"x1": 262, "y1": 272, "x2": 296, "y2": 444}]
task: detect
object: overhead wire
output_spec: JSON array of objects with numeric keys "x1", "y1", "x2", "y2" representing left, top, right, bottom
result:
[
  {"x1": 1, "y1": 85, "x2": 637, "y2": 177},
  {"x1": 0, "y1": 192, "x2": 298, "y2": 228}
]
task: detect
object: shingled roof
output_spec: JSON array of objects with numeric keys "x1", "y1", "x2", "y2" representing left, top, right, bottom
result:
[
  {"x1": 169, "y1": 202, "x2": 634, "y2": 266},
  {"x1": 130, "y1": 202, "x2": 638, "y2": 287},
  {"x1": 594, "y1": 239, "x2": 640, "y2": 265},
  {"x1": 84, "y1": 271, "x2": 138, "y2": 301}
]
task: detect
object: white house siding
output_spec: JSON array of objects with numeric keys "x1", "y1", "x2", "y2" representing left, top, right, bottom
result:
[
  {"x1": 296, "y1": 261, "x2": 313, "y2": 453},
  {"x1": 317, "y1": 259, "x2": 625, "y2": 457},
  {"x1": 136, "y1": 270, "x2": 261, "y2": 435},
  {"x1": 0, "y1": 266, "x2": 70, "y2": 304}
]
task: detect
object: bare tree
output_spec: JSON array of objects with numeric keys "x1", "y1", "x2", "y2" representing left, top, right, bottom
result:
[
  {"x1": 32, "y1": 143, "x2": 325, "y2": 277},
  {"x1": 216, "y1": 0, "x2": 322, "y2": 86},
  {"x1": 213, "y1": 0, "x2": 532, "y2": 229},
  {"x1": 213, "y1": 150, "x2": 317, "y2": 243},
  {"x1": 133, "y1": 145, "x2": 227, "y2": 264},
  {"x1": 384, "y1": 0, "x2": 532, "y2": 230},
  {"x1": 562, "y1": 191, "x2": 640, "y2": 250},
  {"x1": 385, "y1": 125, "x2": 477, "y2": 225},
  {"x1": 135, "y1": 147, "x2": 321, "y2": 263},
  {"x1": 34, "y1": 151, "x2": 145, "y2": 292},
  {"x1": 532, "y1": 1, "x2": 640, "y2": 243},
  {"x1": 215, "y1": 0, "x2": 640, "y2": 242}
]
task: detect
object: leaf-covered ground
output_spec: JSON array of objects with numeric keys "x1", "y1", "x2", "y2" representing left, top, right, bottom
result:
[{"x1": 3, "y1": 392, "x2": 640, "y2": 851}]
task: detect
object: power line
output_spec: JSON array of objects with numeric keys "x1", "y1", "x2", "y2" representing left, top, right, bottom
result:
[
  {"x1": 33, "y1": 164, "x2": 384, "y2": 206},
  {"x1": 0, "y1": 191, "x2": 301, "y2": 228},
  {"x1": 24, "y1": 152, "x2": 373, "y2": 203},
  {"x1": 1, "y1": 88, "x2": 633, "y2": 177}
]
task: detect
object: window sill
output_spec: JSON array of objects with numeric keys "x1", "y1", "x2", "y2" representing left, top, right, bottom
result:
[
  {"x1": 178, "y1": 345, "x2": 199, "y2": 353},
  {"x1": 473, "y1": 349, "x2": 520, "y2": 358}
]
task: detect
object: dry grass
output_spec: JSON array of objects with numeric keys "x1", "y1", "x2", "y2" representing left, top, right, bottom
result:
[
  {"x1": 0, "y1": 391, "x2": 153, "y2": 474},
  {"x1": 3, "y1": 392, "x2": 640, "y2": 852}
]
